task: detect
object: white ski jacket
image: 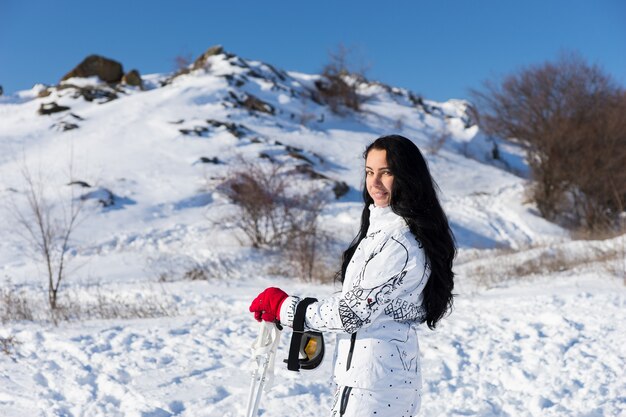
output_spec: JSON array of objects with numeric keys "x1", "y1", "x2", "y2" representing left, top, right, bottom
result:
[{"x1": 280, "y1": 204, "x2": 430, "y2": 391}]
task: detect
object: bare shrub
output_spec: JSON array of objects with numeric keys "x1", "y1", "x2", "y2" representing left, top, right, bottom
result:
[
  {"x1": 282, "y1": 190, "x2": 334, "y2": 281},
  {"x1": 0, "y1": 335, "x2": 20, "y2": 356},
  {"x1": 298, "y1": 97, "x2": 318, "y2": 126},
  {"x1": 0, "y1": 279, "x2": 35, "y2": 323},
  {"x1": 427, "y1": 128, "x2": 450, "y2": 155},
  {"x1": 219, "y1": 161, "x2": 292, "y2": 248},
  {"x1": 174, "y1": 53, "x2": 193, "y2": 72},
  {"x1": 393, "y1": 116, "x2": 405, "y2": 131},
  {"x1": 315, "y1": 44, "x2": 367, "y2": 115},
  {"x1": 151, "y1": 255, "x2": 236, "y2": 282},
  {"x1": 9, "y1": 163, "x2": 85, "y2": 311},
  {"x1": 170, "y1": 52, "x2": 195, "y2": 79},
  {"x1": 182, "y1": 266, "x2": 209, "y2": 281},
  {"x1": 472, "y1": 52, "x2": 626, "y2": 232},
  {"x1": 470, "y1": 264, "x2": 500, "y2": 289},
  {"x1": 268, "y1": 252, "x2": 337, "y2": 283},
  {"x1": 219, "y1": 159, "x2": 334, "y2": 281},
  {"x1": 151, "y1": 258, "x2": 210, "y2": 282},
  {"x1": 598, "y1": 242, "x2": 626, "y2": 282}
]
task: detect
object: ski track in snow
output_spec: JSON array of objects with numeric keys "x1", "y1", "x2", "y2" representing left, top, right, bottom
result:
[{"x1": 1, "y1": 277, "x2": 624, "y2": 417}]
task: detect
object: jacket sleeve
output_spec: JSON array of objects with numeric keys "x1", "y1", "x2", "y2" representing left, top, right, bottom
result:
[{"x1": 280, "y1": 233, "x2": 429, "y2": 333}]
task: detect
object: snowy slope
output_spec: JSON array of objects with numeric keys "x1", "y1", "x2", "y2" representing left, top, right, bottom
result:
[
  {"x1": 0, "y1": 49, "x2": 564, "y2": 276},
  {"x1": 0, "y1": 47, "x2": 624, "y2": 417}
]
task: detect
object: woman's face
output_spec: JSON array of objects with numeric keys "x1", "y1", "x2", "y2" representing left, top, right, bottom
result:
[{"x1": 365, "y1": 148, "x2": 394, "y2": 207}]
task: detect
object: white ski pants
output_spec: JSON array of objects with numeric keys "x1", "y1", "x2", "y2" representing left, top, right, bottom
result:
[{"x1": 330, "y1": 385, "x2": 421, "y2": 417}]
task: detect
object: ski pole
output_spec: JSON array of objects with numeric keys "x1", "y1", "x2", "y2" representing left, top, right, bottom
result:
[{"x1": 245, "y1": 320, "x2": 281, "y2": 417}]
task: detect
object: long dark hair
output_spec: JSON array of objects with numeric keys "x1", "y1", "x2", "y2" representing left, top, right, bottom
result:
[{"x1": 339, "y1": 135, "x2": 456, "y2": 329}]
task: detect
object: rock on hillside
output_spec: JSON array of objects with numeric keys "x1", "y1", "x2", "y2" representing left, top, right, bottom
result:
[{"x1": 61, "y1": 55, "x2": 125, "y2": 83}]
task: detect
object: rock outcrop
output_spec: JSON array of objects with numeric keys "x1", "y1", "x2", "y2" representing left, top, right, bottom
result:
[
  {"x1": 61, "y1": 55, "x2": 124, "y2": 83},
  {"x1": 122, "y1": 69, "x2": 143, "y2": 88},
  {"x1": 192, "y1": 45, "x2": 224, "y2": 70},
  {"x1": 38, "y1": 102, "x2": 70, "y2": 115}
]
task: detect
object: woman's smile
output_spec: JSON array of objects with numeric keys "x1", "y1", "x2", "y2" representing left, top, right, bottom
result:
[{"x1": 365, "y1": 149, "x2": 394, "y2": 207}]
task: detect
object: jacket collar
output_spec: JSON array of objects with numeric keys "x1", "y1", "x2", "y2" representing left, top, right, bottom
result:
[{"x1": 368, "y1": 204, "x2": 406, "y2": 231}]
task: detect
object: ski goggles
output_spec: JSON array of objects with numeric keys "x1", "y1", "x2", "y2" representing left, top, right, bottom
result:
[
  {"x1": 286, "y1": 298, "x2": 325, "y2": 371},
  {"x1": 295, "y1": 331, "x2": 325, "y2": 370}
]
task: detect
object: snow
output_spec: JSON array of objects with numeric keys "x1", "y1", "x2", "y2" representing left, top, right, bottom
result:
[
  {"x1": 60, "y1": 76, "x2": 106, "y2": 88},
  {"x1": 0, "y1": 275, "x2": 623, "y2": 417},
  {"x1": 0, "y1": 48, "x2": 624, "y2": 416}
]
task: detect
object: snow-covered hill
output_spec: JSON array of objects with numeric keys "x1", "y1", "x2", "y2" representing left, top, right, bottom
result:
[{"x1": 0, "y1": 47, "x2": 623, "y2": 417}]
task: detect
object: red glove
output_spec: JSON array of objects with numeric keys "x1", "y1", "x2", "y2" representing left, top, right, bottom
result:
[{"x1": 249, "y1": 287, "x2": 288, "y2": 322}]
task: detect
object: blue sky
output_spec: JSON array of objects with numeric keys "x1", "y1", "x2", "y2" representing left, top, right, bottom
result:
[{"x1": 1, "y1": 0, "x2": 624, "y2": 102}]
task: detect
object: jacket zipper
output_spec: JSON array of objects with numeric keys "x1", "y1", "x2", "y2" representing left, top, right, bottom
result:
[
  {"x1": 339, "y1": 333, "x2": 357, "y2": 415},
  {"x1": 339, "y1": 386, "x2": 353, "y2": 416},
  {"x1": 346, "y1": 332, "x2": 357, "y2": 370}
]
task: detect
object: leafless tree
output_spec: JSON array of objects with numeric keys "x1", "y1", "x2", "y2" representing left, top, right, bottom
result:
[
  {"x1": 9, "y1": 163, "x2": 85, "y2": 311},
  {"x1": 472, "y1": 52, "x2": 626, "y2": 232}
]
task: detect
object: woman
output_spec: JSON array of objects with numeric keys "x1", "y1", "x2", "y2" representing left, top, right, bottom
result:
[{"x1": 249, "y1": 134, "x2": 456, "y2": 416}]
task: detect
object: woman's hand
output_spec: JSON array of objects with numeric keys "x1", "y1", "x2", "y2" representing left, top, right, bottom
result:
[{"x1": 249, "y1": 287, "x2": 288, "y2": 322}]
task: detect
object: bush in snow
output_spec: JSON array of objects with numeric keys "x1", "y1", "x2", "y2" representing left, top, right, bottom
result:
[
  {"x1": 219, "y1": 159, "x2": 334, "y2": 281},
  {"x1": 219, "y1": 161, "x2": 291, "y2": 248},
  {"x1": 0, "y1": 335, "x2": 20, "y2": 357},
  {"x1": 315, "y1": 44, "x2": 367, "y2": 115},
  {"x1": 472, "y1": 52, "x2": 626, "y2": 233}
]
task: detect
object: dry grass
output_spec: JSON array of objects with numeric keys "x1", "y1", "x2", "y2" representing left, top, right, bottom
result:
[
  {"x1": 458, "y1": 237, "x2": 624, "y2": 288},
  {"x1": 147, "y1": 252, "x2": 239, "y2": 283},
  {"x1": 0, "y1": 281, "x2": 35, "y2": 323},
  {"x1": 50, "y1": 286, "x2": 178, "y2": 323},
  {"x1": 1, "y1": 279, "x2": 178, "y2": 324},
  {"x1": 266, "y1": 252, "x2": 339, "y2": 284}
]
